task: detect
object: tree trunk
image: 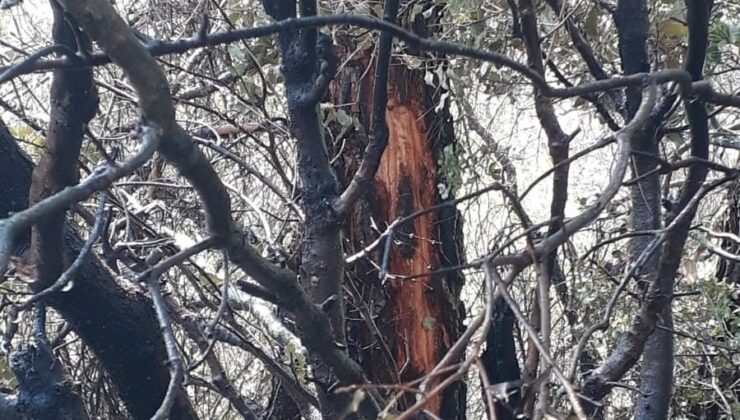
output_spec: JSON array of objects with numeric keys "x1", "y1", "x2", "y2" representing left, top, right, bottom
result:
[
  {"x1": 333, "y1": 4, "x2": 466, "y2": 417},
  {"x1": 614, "y1": 1, "x2": 672, "y2": 417}
]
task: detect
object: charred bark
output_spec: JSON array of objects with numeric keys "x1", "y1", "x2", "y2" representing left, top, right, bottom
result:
[
  {"x1": 58, "y1": 0, "x2": 374, "y2": 417},
  {"x1": 22, "y1": 5, "x2": 196, "y2": 419},
  {"x1": 582, "y1": 2, "x2": 713, "y2": 415},
  {"x1": 481, "y1": 298, "x2": 521, "y2": 420},
  {"x1": 262, "y1": 1, "x2": 356, "y2": 416},
  {"x1": 267, "y1": 381, "x2": 302, "y2": 420},
  {"x1": 0, "y1": 121, "x2": 35, "y2": 223},
  {"x1": 0, "y1": 124, "x2": 197, "y2": 420},
  {"x1": 0, "y1": 9, "x2": 198, "y2": 413},
  {"x1": 614, "y1": 1, "x2": 670, "y2": 417},
  {"x1": 0, "y1": 339, "x2": 89, "y2": 420}
]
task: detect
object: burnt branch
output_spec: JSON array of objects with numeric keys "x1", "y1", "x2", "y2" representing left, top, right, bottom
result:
[
  {"x1": 55, "y1": 2, "x2": 379, "y2": 414},
  {"x1": 0, "y1": 121, "x2": 197, "y2": 419},
  {"x1": 168, "y1": 301, "x2": 262, "y2": 419},
  {"x1": 544, "y1": 0, "x2": 624, "y2": 114},
  {"x1": 580, "y1": 1, "x2": 715, "y2": 412},
  {"x1": 0, "y1": 44, "x2": 77, "y2": 84},
  {"x1": 143, "y1": 249, "x2": 185, "y2": 420},
  {"x1": 15, "y1": 191, "x2": 108, "y2": 312},
  {"x1": 0, "y1": 331, "x2": 89, "y2": 419},
  {"x1": 517, "y1": 0, "x2": 573, "y2": 412},
  {"x1": 334, "y1": 0, "x2": 400, "y2": 215}
]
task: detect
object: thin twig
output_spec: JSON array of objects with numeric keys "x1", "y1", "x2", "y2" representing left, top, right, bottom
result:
[
  {"x1": 570, "y1": 175, "x2": 736, "y2": 380},
  {"x1": 146, "y1": 252, "x2": 185, "y2": 420},
  {"x1": 395, "y1": 261, "x2": 498, "y2": 420},
  {"x1": 189, "y1": 250, "x2": 231, "y2": 371},
  {"x1": 135, "y1": 236, "x2": 220, "y2": 283},
  {"x1": 698, "y1": 225, "x2": 740, "y2": 244},
  {"x1": 167, "y1": 298, "x2": 260, "y2": 420},
  {"x1": 377, "y1": 182, "x2": 506, "y2": 280},
  {"x1": 477, "y1": 359, "x2": 498, "y2": 420},
  {"x1": 17, "y1": 191, "x2": 109, "y2": 311},
  {"x1": 0, "y1": 44, "x2": 77, "y2": 84}
]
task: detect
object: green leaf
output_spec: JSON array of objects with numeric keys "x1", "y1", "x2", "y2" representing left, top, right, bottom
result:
[
  {"x1": 422, "y1": 315, "x2": 436, "y2": 331},
  {"x1": 584, "y1": 8, "x2": 599, "y2": 39},
  {"x1": 335, "y1": 109, "x2": 353, "y2": 127}
]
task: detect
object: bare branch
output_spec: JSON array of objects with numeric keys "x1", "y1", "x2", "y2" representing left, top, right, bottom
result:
[
  {"x1": 490, "y1": 267, "x2": 587, "y2": 419},
  {"x1": 145, "y1": 249, "x2": 185, "y2": 420},
  {"x1": 167, "y1": 300, "x2": 261, "y2": 420},
  {"x1": 57, "y1": 0, "x2": 377, "y2": 401},
  {"x1": 0, "y1": 127, "x2": 159, "y2": 274},
  {"x1": 393, "y1": 261, "x2": 498, "y2": 420},
  {"x1": 0, "y1": 44, "x2": 76, "y2": 84},
  {"x1": 136, "y1": 236, "x2": 219, "y2": 282}
]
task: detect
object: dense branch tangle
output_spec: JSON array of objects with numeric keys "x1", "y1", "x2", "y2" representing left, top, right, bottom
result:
[
  {"x1": 0, "y1": 0, "x2": 737, "y2": 419},
  {"x1": 0, "y1": 13, "x2": 739, "y2": 109}
]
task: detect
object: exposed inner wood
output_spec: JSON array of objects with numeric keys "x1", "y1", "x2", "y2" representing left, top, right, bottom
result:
[{"x1": 374, "y1": 83, "x2": 452, "y2": 413}]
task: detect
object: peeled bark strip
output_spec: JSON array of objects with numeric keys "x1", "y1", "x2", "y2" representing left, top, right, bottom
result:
[
  {"x1": 376, "y1": 79, "x2": 450, "y2": 414},
  {"x1": 373, "y1": 77, "x2": 464, "y2": 417},
  {"x1": 335, "y1": 9, "x2": 466, "y2": 413}
]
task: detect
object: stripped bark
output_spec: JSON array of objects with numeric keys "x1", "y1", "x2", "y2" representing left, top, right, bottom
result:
[
  {"x1": 333, "y1": 2, "x2": 466, "y2": 416},
  {"x1": 376, "y1": 71, "x2": 465, "y2": 416}
]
